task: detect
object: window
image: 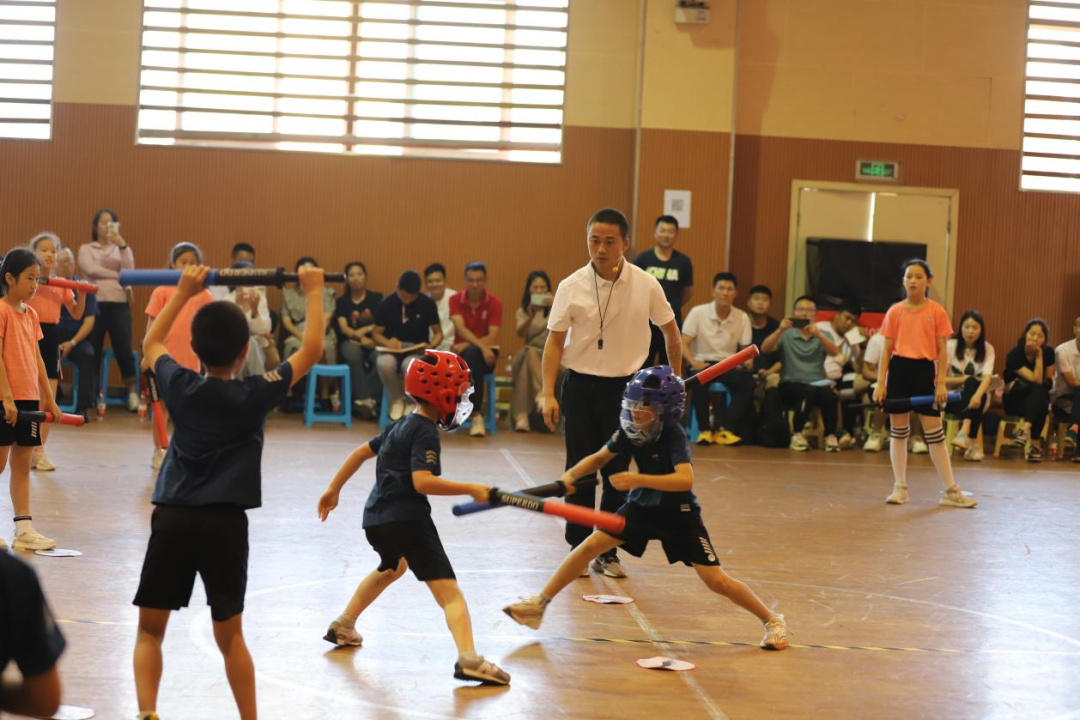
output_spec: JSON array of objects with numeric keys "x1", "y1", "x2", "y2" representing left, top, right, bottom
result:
[
  {"x1": 0, "y1": 0, "x2": 55, "y2": 140},
  {"x1": 138, "y1": 0, "x2": 568, "y2": 163},
  {"x1": 1022, "y1": 0, "x2": 1080, "y2": 191}
]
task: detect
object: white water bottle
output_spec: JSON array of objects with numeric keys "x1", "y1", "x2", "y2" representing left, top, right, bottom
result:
[{"x1": 96, "y1": 389, "x2": 106, "y2": 421}]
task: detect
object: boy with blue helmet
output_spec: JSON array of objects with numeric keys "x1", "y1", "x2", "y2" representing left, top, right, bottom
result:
[{"x1": 504, "y1": 365, "x2": 789, "y2": 650}]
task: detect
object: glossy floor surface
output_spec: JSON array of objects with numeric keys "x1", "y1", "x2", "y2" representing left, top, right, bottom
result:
[{"x1": 17, "y1": 414, "x2": 1079, "y2": 719}]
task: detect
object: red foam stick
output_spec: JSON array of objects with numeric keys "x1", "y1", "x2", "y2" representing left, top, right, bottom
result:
[
  {"x1": 17, "y1": 411, "x2": 85, "y2": 426},
  {"x1": 490, "y1": 489, "x2": 626, "y2": 534},
  {"x1": 41, "y1": 276, "x2": 99, "y2": 294},
  {"x1": 144, "y1": 371, "x2": 169, "y2": 449},
  {"x1": 683, "y1": 345, "x2": 760, "y2": 390}
]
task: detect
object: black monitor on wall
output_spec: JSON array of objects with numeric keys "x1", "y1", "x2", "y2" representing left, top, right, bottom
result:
[{"x1": 806, "y1": 238, "x2": 927, "y2": 313}]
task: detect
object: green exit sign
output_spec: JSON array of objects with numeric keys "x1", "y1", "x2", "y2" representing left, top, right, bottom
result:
[{"x1": 856, "y1": 160, "x2": 900, "y2": 182}]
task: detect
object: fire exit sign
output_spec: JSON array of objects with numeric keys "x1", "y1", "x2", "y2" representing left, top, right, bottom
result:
[{"x1": 856, "y1": 160, "x2": 900, "y2": 182}]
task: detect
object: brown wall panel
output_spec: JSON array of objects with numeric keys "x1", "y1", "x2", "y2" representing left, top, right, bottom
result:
[
  {"x1": 635, "y1": 128, "x2": 730, "y2": 311},
  {"x1": 0, "y1": 103, "x2": 635, "y2": 363},
  {"x1": 730, "y1": 135, "x2": 1080, "y2": 356}
]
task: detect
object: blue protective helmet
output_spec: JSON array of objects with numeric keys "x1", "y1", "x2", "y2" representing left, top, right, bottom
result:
[{"x1": 619, "y1": 365, "x2": 686, "y2": 445}]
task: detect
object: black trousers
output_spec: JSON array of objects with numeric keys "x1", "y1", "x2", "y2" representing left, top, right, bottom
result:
[
  {"x1": 779, "y1": 381, "x2": 838, "y2": 434},
  {"x1": 458, "y1": 344, "x2": 498, "y2": 413},
  {"x1": 945, "y1": 376, "x2": 989, "y2": 431},
  {"x1": 91, "y1": 301, "x2": 136, "y2": 385},
  {"x1": 1058, "y1": 393, "x2": 1080, "y2": 426},
  {"x1": 56, "y1": 326, "x2": 98, "y2": 412},
  {"x1": 690, "y1": 366, "x2": 755, "y2": 435},
  {"x1": 561, "y1": 370, "x2": 631, "y2": 552},
  {"x1": 1004, "y1": 381, "x2": 1051, "y2": 437}
]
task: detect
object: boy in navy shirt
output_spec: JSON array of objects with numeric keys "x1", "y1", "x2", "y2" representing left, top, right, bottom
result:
[
  {"x1": 504, "y1": 366, "x2": 790, "y2": 650},
  {"x1": 0, "y1": 552, "x2": 65, "y2": 717},
  {"x1": 317, "y1": 349, "x2": 510, "y2": 685},
  {"x1": 132, "y1": 264, "x2": 327, "y2": 720}
]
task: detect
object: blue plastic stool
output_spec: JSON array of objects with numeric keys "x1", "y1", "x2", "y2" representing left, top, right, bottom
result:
[
  {"x1": 688, "y1": 381, "x2": 731, "y2": 438},
  {"x1": 58, "y1": 359, "x2": 77, "y2": 413},
  {"x1": 99, "y1": 349, "x2": 139, "y2": 406},
  {"x1": 379, "y1": 373, "x2": 498, "y2": 434},
  {"x1": 304, "y1": 364, "x2": 351, "y2": 428}
]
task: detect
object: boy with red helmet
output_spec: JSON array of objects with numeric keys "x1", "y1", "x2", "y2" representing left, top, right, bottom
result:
[{"x1": 316, "y1": 349, "x2": 511, "y2": 685}]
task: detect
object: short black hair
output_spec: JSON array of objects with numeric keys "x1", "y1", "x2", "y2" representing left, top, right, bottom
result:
[
  {"x1": 794, "y1": 294, "x2": 816, "y2": 308},
  {"x1": 294, "y1": 256, "x2": 318, "y2": 272},
  {"x1": 464, "y1": 261, "x2": 487, "y2": 277},
  {"x1": 424, "y1": 263, "x2": 446, "y2": 279},
  {"x1": 655, "y1": 215, "x2": 679, "y2": 231},
  {"x1": 748, "y1": 284, "x2": 772, "y2": 298},
  {"x1": 398, "y1": 270, "x2": 422, "y2": 294},
  {"x1": 837, "y1": 300, "x2": 862, "y2": 317},
  {"x1": 587, "y1": 208, "x2": 630, "y2": 239},
  {"x1": 712, "y1": 272, "x2": 737, "y2": 287},
  {"x1": 232, "y1": 242, "x2": 255, "y2": 259},
  {"x1": 91, "y1": 208, "x2": 117, "y2": 242},
  {"x1": 191, "y1": 301, "x2": 250, "y2": 368}
]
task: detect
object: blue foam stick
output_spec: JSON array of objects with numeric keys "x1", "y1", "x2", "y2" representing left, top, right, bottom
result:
[
  {"x1": 909, "y1": 392, "x2": 961, "y2": 407},
  {"x1": 452, "y1": 501, "x2": 492, "y2": 516},
  {"x1": 120, "y1": 270, "x2": 219, "y2": 286}
]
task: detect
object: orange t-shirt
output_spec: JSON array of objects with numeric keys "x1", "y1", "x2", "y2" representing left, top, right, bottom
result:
[
  {"x1": 0, "y1": 301, "x2": 44, "y2": 401},
  {"x1": 146, "y1": 286, "x2": 214, "y2": 372},
  {"x1": 27, "y1": 284, "x2": 73, "y2": 325},
  {"x1": 879, "y1": 300, "x2": 952, "y2": 361}
]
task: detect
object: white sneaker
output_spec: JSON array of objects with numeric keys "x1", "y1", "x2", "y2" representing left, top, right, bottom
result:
[
  {"x1": 468, "y1": 416, "x2": 486, "y2": 437},
  {"x1": 760, "y1": 614, "x2": 790, "y2": 650},
  {"x1": 503, "y1": 595, "x2": 548, "y2": 630},
  {"x1": 590, "y1": 556, "x2": 627, "y2": 578},
  {"x1": 789, "y1": 432, "x2": 809, "y2": 451},
  {"x1": 389, "y1": 399, "x2": 405, "y2": 421},
  {"x1": 885, "y1": 484, "x2": 909, "y2": 505},
  {"x1": 863, "y1": 431, "x2": 884, "y2": 452},
  {"x1": 964, "y1": 445, "x2": 984, "y2": 462},
  {"x1": 825, "y1": 435, "x2": 840, "y2": 452},
  {"x1": 127, "y1": 391, "x2": 140, "y2": 412},
  {"x1": 323, "y1": 620, "x2": 362, "y2": 647},
  {"x1": 13, "y1": 528, "x2": 56, "y2": 551},
  {"x1": 514, "y1": 415, "x2": 530, "y2": 433},
  {"x1": 951, "y1": 431, "x2": 971, "y2": 450},
  {"x1": 910, "y1": 437, "x2": 929, "y2": 454},
  {"x1": 31, "y1": 449, "x2": 55, "y2": 472},
  {"x1": 151, "y1": 448, "x2": 166, "y2": 470},
  {"x1": 940, "y1": 487, "x2": 977, "y2": 508}
]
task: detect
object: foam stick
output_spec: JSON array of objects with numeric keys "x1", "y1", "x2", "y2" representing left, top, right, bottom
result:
[
  {"x1": 144, "y1": 370, "x2": 169, "y2": 450},
  {"x1": 683, "y1": 345, "x2": 760, "y2": 390},
  {"x1": 119, "y1": 267, "x2": 345, "y2": 288},
  {"x1": 41, "y1": 276, "x2": 99, "y2": 294},
  {"x1": 851, "y1": 392, "x2": 961, "y2": 413},
  {"x1": 452, "y1": 477, "x2": 599, "y2": 516},
  {"x1": 16, "y1": 411, "x2": 85, "y2": 426},
  {"x1": 458, "y1": 488, "x2": 626, "y2": 534}
]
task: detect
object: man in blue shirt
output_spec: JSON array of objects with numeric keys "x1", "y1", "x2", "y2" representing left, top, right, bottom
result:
[
  {"x1": 55, "y1": 247, "x2": 99, "y2": 417},
  {"x1": 132, "y1": 264, "x2": 327, "y2": 720}
]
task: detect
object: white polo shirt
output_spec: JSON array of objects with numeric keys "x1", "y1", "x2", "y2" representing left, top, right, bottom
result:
[
  {"x1": 816, "y1": 320, "x2": 855, "y2": 380},
  {"x1": 1052, "y1": 338, "x2": 1080, "y2": 403},
  {"x1": 548, "y1": 261, "x2": 674, "y2": 377},
  {"x1": 863, "y1": 332, "x2": 885, "y2": 367},
  {"x1": 429, "y1": 286, "x2": 456, "y2": 351},
  {"x1": 681, "y1": 303, "x2": 751, "y2": 362}
]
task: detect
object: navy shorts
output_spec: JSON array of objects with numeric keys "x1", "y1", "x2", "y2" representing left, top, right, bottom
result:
[
  {"x1": 0, "y1": 400, "x2": 43, "y2": 448},
  {"x1": 365, "y1": 516, "x2": 456, "y2": 582},
  {"x1": 602, "y1": 502, "x2": 720, "y2": 567}
]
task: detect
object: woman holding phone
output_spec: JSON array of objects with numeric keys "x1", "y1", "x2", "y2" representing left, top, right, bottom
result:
[
  {"x1": 511, "y1": 270, "x2": 554, "y2": 432},
  {"x1": 78, "y1": 208, "x2": 138, "y2": 411}
]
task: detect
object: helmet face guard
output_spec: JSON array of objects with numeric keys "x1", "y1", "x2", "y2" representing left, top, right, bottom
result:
[
  {"x1": 447, "y1": 381, "x2": 475, "y2": 431},
  {"x1": 620, "y1": 398, "x2": 662, "y2": 445},
  {"x1": 620, "y1": 365, "x2": 686, "y2": 445}
]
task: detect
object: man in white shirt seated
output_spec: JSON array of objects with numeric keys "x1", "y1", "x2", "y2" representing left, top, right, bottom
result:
[
  {"x1": 1051, "y1": 316, "x2": 1080, "y2": 459},
  {"x1": 681, "y1": 272, "x2": 754, "y2": 446},
  {"x1": 814, "y1": 301, "x2": 862, "y2": 448},
  {"x1": 424, "y1": 263, "x2": 456, "y2": 352}
]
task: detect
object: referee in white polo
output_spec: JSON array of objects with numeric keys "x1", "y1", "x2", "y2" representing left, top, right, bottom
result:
[{"x1": 540, "y1": 208, "x2": 682, "y2": 579}]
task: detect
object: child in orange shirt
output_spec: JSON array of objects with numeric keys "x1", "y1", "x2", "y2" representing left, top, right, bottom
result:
[
  {"x1": 0, "y1": 249, "x2": 63, "y2": 550},
  {"x1": 873, "y1": 259, "x2": 976, "y2": 509},
  {"x1": 28, "y1": 234, "x2": 86, "y2": 472},
  {"x1": 145, "y1": 243, "x2": 213, "y2": 470}
]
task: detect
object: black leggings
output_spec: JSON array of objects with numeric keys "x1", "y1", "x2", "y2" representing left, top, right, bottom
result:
[
  {"x1": 1004, "y1": 381, "x2": 1051, "y2": 438},
  {"x1": 458, "y1": 344, "x2": 497, "y2": 414},
  {"x1": 690, "y1": 366, "x2": 754, "y2": 435},
  {"x1": 944, "y1": 376, "x2": 989, "y2": 432},
  {"x1": 90, "y1": 301, "x2": 136, "y2": 385},
  {"x1": 779, "y1": 381, "x2": 838, "y2": 435}
]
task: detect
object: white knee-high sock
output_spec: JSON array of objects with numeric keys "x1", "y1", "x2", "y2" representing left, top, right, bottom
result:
[
  {"x1": 924, "y1": 426, "x2": 956, "y2": 490},
  {"x1": 889, "y1": 424, "x2": 910, "y2": 487}
]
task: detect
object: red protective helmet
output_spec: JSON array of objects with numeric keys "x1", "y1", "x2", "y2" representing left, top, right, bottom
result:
[{"x1": 404, "y1": 350, "x2": 474, "y2": 430}]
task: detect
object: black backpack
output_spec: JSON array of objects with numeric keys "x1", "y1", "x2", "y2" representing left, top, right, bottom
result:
[{"x1": 756, "y1": 386, "x2": 791, "y2": 448}]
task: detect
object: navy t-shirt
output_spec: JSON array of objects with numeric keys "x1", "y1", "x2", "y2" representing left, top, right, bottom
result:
[
  {"x1": 374, "y1": 292, "x2": 440, "y2": 345},
  {"x1": 751, "y1": 315, "x2": 780, "y2": 372},
  {"x1": 606, "y1": 423, "x2": 697, "y2": 509},
  {"x1": 151, "y1": 355, "x2": 293, "y2": 510},
  {"x1": 0, "y1": 552, "x2": 65, "y2": 680},
  {"x1": 363, "y1": 412, "x2": 442, "y2": 528},
  {"x1": 57, "y1": 288, "x2": 99, "y2": 337}
]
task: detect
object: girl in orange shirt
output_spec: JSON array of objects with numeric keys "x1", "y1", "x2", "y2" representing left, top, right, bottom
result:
[
  {"x1": 0, "y1": 249, "x2": 63, "y2": 550},
  {"x1": 28, "y1": 234, "x2": 87, "y2": 472},
  {"x1": 873, "y1": 260, "x2": 976, "y2": 509},
  {"x1": 144, "y1": 243, "x2": 213, "y2": 470}
]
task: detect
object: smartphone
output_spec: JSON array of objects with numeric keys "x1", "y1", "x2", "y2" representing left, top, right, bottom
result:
[
  {"x1": 790, "y1": 317, "x2": 809, "y2": 328},
  {"x1": 108, "y1": 221, "x2": 120, "y2": 235},
  {"x1": 531, "y1": 293, "x2": 553, "y2": 307}
]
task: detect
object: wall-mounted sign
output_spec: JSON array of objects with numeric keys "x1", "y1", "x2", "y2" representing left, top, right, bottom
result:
[{"x1": 856, "y1": 160, "x2": 900, "y2": 183}]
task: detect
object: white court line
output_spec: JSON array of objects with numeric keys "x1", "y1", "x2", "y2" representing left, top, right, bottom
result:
[
  {"x1": 600, "y1": 575, "x2": 729, "y2": 720},
  {"x1": 500, "y1": 448, "x2": 535, "y2": 487}
]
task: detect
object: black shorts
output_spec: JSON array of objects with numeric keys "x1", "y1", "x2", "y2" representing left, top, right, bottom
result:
[
  {"x1": 38, "y1": 323, "x2": 59, "y2": 380},
  {"x1": 134, "y1": 505, "x2": 249, "y2": 622},
  {"x1": 886, "y1": 356, "x2": 940, "y2": 417},
  {"x1": 0, "y1": 400, "x2": 43, "y2": 448},
  {"x1": 602, "y1": 503, "x2": 720, "y2": 567},
  {"x1": 364, "y1": 516, "x2": 455, "y2": 582}
]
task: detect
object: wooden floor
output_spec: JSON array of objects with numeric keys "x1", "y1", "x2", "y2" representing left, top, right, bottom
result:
[{"x1": 17, "y1": 412, "x2": 1080, "y2": 719}]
